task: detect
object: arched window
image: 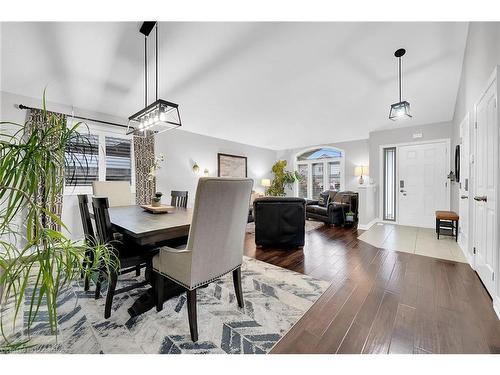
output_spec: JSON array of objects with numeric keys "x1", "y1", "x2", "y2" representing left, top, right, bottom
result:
[{"x1": 295, "y1": 147, "x2": 345, "y2": 199}]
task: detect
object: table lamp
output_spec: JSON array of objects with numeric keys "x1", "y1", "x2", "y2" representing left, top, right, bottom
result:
[{"x1": 355, "y1": 166, "x2": 368, "y2": 185}]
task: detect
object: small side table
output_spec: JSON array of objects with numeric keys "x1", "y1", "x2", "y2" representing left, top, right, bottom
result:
[{"x1": 435, "y1": 210, "x2": 459, "y2": 241}]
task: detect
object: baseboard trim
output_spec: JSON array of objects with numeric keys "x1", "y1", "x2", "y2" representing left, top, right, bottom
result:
[
  {"x1": 458, "y1": 242, "x2": 474, "y2": 269},
  {"x1": 493, "y1": 298, "x2": 500, "y2": 320},
  {"x1": 357, "y1": 219, "x2": 378, "y2": 231}
]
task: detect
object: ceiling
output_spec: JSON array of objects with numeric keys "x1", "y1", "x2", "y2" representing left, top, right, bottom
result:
[{"x1": 0, "y1": 22, "x2": 468, "y2": 150}]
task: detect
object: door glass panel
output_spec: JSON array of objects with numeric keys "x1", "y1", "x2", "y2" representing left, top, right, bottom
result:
[
  {"x1": 297, "y1": 164, "x2": 308, "y2": 198},
  {"x1": 312, "y1": 162, "x2": 324, "y2": 199},
  {"x1": 383, "y1": 147, "x2": 396, "y2": 221},
  {"x1": 328, "y1": 161, "x2": 341, "y2": 190}
]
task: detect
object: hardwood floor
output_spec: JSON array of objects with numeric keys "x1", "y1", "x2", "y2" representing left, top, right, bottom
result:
[{"x1": 243, "y1": 222, "x2": 500, "y2": 354}]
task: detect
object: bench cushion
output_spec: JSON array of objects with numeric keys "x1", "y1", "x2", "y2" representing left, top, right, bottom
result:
[{"x1": 435, "y1": 210, "x2": 459, "y2": 221}]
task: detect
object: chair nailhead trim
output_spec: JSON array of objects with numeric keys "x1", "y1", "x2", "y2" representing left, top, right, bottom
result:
[{"x1": 154, "y1": 264, "x2": 242, "y2": 290}]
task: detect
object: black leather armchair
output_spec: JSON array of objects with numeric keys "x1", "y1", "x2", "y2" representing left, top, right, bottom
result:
[
  {"x1": 306, "y1": 190, "x2": 358, "y2": 226},
  {"x1": 253, "y1": 197, "x2": 306, "y2": 248}
]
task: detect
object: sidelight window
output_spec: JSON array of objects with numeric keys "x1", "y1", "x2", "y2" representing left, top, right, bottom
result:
[{"x1": 383, "y1": 147, "x2": 396, "y2": 221}]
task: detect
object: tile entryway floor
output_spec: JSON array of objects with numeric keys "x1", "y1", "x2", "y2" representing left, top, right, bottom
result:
[{"x1": 358, "y1": 223, "x2": 467, "y2": 263}]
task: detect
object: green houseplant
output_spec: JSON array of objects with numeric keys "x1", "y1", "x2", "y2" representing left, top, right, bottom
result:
[
  {"x1": 0, "y1": 92, "x2": 117, "y2": 351},
  {"x1": 266, "y1": 160, "x2": 302, "y2": 197},
  {"x1": 151, "y1": 192, "x2": 163, "y2": 207}
]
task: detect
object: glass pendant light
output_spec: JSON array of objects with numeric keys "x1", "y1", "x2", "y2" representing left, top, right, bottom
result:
[
  {"x1": 129, "y1": 22, "x2": 182, "y2": 135},
  {"x1": 389, "y1": 48, "x2": 412, "y2": 121}
]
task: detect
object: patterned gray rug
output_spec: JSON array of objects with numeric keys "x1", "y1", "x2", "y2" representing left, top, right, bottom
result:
[{"x1": 1, "y1": 256, "x2": 328, "y2": 354}]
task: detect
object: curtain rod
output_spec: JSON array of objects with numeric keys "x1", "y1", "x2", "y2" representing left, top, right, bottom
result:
[{"x1": 17, "y1": 104, "x2": 133, "y2": 130}]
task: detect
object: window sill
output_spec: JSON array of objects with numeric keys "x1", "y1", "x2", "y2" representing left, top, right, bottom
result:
[{"x1": 64, "y1": 186, "x2": 135, "y2": 196}]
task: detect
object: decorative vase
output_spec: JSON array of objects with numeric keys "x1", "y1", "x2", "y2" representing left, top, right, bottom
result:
[{"x1": 151, "y1": 199, "x2": 161, "y2": 207}]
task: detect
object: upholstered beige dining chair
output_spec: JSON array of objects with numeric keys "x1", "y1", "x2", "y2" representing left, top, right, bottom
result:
[
  {"x1": 153, "y1": 177, "x2": 253, "y2": 342},
  {"x1": 92, "y1": 181, "x2": 132, "y2": 207}
]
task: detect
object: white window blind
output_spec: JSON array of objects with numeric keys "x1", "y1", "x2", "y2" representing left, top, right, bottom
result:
[
  {"x1": 65, "y1": 134, "x2": 99, "y2": 186},
  {"x1": 63, "y1": 121, "x2": 134, "y2": 194},
  {"x1": 105, "y1": 136, "x2": 132, "y2": 182}
]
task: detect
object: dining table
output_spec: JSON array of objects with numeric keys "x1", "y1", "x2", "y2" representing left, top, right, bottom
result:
[{"x1": 105, "y1": 205, "x2": 193, "y2": 317}]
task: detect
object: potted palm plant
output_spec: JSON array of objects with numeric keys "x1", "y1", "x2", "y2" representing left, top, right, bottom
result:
[
  {"x1": 266, "y1": 160, "x2": 302, "y2": 197},
  {"x1": 0, "y1": 92, "x2": 117, "y2": 351}
]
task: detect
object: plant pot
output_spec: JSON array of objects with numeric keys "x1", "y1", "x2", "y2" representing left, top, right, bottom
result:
[
  {"x1": 345, "y1": 216, "x2": 354, "y2": 222},
  {"x1": 151, "y1": 199, "x2": 161, "y2": 207}
]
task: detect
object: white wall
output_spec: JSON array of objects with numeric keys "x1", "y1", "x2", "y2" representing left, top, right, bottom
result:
[
  {"x1": 1, "y1": 90, "x2": 278, "y2": 240},
  {"x1": 368, "y1": 121, "x2": 453, "y2": 219},
  {"x1": 451, "y1": 23, "x2": 500, "y2": 212},
  {"x1": 450, "y1": 22, "x2": 500, "y2": 317},
  {"x1": 154, "y1": 130, "x2": 277, "y2": 208}
]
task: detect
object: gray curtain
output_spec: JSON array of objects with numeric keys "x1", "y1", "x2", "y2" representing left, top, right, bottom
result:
[
  {"x1": 25, "y1": 108, "x2": 66, "y2": 231},
  {"x1": 134, "y1": 131, "x2": 156, "y2": 205}
]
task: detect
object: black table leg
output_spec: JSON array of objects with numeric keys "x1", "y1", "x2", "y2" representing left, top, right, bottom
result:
[{"x1": 127, "y1": 278, "x2": 184, "y2": 317}]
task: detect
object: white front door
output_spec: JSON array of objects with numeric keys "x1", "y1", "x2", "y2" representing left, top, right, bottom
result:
[
  {"x1": 398, "y1": 142, "x2": 449, "y2": 228},
  {"x1": 473, "y1": 76, "x2": 498, "y2": 296},
  {"x1": 458, "y1": 114, "x2": 471, "y2": 257}
]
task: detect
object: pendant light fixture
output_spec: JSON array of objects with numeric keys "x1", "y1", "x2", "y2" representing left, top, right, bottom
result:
[
  {"x1": 389, "y1": 48, "x2": 412, "y2": 121},
  {"x1": 129, "y1": 21, "x2": 181, "y2": 134}
]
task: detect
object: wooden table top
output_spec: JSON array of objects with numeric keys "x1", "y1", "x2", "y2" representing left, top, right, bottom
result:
[{"x1": 107, "y1": 205, "x2": 192, "y2": 245}]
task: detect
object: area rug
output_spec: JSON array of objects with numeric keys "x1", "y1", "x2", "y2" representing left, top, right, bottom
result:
[
  {"x1": 246, "y1": 219, "x2": 325, "y2": 235},
  {"x1": 0, "y1": 256, "x2": 329, "y2": 354}
]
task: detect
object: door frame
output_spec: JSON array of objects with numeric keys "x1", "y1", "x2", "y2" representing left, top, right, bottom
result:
[
  {"x1": 378, "y1": 138, "x2": 451, "y2": 227},
  {"x1": 457, "y1": 112, "x2": 474, "y2": 266},
  {"x1": 471, "y1": 66, "x2": 500, "y2": 319}
]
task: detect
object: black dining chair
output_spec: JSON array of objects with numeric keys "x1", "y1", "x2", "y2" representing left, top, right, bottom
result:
[
  {"x1": 77, "y1": 194, "x2": 96, "y2": 292},
  {"x1": 171, "y1": 190, "x2": 188, "y2": 208},
  {"x1": 92, "y1": 197, "x2": 156, "y2": 319}
]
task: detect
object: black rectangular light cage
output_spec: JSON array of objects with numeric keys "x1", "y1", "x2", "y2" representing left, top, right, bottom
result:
[
  {"x1": 128, "y1": 99, "x2": 182, "y2": 134},
  {"x1": 389, "y1": 101, "x2": 412, "y2": 121}
]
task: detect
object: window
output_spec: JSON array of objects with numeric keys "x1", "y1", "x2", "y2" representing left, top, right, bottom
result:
[
  {"x1": 383, "y1": 147, "x2": 396, "y2": 221},
  {"x1": 295, "y1": 147, "x2": 345, "y2": 199},
  {"x1": 105, "y1": 137, "x2": 132, "y2": 181},
  {"x1": 297, "y1": 164, "x2": 308, "y2": 198},
  {"x1": 328, "y1": 161, "x2": 341, "y2": 190},
  {"x1": 65, "y1": 134, "x2": 99, "y2": 186},
  {"x1": 64, "y1": 121, "x2": 134, "y2": 194},
  {"x1": 312, "y1": 162, "x2": 324, "y2": 199}
]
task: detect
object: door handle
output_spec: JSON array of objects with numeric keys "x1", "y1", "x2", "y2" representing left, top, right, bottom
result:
[
  {"x1": 474, "y1": 195, "x2": 487, "y2": 202},
  {"x1": 460, "y1": 195, "x2": 468, "y2": 199}
]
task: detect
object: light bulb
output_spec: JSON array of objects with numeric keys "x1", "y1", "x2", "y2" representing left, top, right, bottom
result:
[
  {"x1": 159, "y1": 111, "x2": 166, "y2": 122},
  {"x1": 154, "y1": 111, "x2": 160, "y2": 124}
]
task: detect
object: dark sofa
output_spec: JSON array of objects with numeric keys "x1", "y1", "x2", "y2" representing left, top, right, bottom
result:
[
  {"x1": 253, "y1": 197, "x2": 306, "y2": 248},
  {"x1": 306, "y1": 190, "x2": 358, "y2": 226}
]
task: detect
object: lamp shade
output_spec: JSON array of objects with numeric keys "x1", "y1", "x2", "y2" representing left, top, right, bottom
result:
[
  {"x1": 389, "y1": 101, "x2": 412, "y2": 121},
  {"x1": 354, "y1": 166, "x2": 369, "y2": 177},
  {"x1": 261, "y1": 178, "x2": 271, "y2": 187}
]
